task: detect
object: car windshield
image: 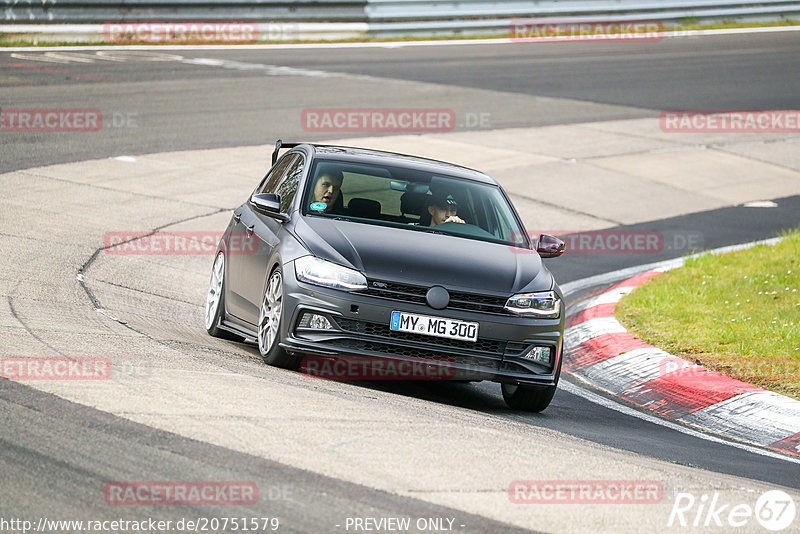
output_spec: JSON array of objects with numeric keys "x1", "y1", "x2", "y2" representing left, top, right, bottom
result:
[{"x1": 301, "y1": 158, "x2": 530, "y2": 248}]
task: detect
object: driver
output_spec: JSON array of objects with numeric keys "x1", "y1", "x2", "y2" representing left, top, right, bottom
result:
[
  {"x1": 312, "y1": 168, "x2": 343, "y2": 211},
  {"x1": 428, "y1": 192, "x2": 465, "y2": 226}
]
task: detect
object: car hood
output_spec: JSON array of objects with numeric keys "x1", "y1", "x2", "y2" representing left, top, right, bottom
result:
[{"x1": 293, "y1": 216, "x2": 552, "y2": 295}]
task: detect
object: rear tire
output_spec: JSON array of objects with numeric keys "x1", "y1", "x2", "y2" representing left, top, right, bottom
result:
[
  {"x1": 205, "y1": 251, "x2": 244, "y2": 342},
  {"x1": 258, "y1": 267, "x2": 298, "y2": 369}
]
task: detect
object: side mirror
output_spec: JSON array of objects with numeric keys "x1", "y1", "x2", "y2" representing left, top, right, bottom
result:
[
  {"x1": 536, "y1": 234, "x2": 566, "y2": 258},
  {"x1": 251, "y1": 193, "x2": 288, "y2": 222}
]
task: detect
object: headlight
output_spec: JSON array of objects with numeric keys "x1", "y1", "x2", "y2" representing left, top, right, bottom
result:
[
  {"x1": 294, "y1": 256, "x2": 367, "y2": 291},
  {"x1": 504, "y1": 291, "x2": 560, "y2": 318}
]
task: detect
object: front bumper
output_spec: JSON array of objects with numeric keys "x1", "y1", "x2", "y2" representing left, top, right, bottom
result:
[{"x1": 280, "y1": 262, "x2": 564, "y2": 386}]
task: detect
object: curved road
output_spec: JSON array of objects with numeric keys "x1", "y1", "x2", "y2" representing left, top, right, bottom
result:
[{"x1": 1, "y1": 31, "x2": 799, "y2": 533}]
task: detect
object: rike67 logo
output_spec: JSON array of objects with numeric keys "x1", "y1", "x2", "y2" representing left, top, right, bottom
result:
[{"x1": 668, "y1": 490, "x2": 796, "y2": 531}]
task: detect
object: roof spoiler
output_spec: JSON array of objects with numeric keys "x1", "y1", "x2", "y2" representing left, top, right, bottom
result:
[{"x1": 271, "y1": 139, "x2": 301, "y2": 166}]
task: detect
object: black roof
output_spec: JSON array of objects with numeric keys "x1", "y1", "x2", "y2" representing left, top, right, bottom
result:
[{"x1": 294, "y1": 143, "x2": 498, "y2": 186}]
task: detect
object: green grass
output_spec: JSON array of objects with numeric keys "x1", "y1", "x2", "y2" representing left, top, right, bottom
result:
[
  {"x1": 616, "y1": 230, "x2": 800, "y2": 400},
  {"x1": 1, "y1": 19, "x2": 798, "y2": 47}
]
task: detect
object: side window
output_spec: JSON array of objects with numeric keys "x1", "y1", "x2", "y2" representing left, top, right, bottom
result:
[
  {"x1": 257, "y1": 154, "x2": 297, "y2": 195},
  {"x1": 276, "y1": 155, "x2": 305, "y2": 212}
]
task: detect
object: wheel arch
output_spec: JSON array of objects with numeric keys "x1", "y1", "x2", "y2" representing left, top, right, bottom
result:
[{"x1": 260, "y1": 252, "x2": 286, "y2": 299}]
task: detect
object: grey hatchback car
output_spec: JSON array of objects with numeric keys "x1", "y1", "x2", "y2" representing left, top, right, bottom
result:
[{"x1": 205, "y1": 141, "x2": 566, "y2": 411}]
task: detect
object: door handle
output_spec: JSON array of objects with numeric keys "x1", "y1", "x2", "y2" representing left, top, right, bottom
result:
[
  {"x1": 233, "y1": 212, "x2": 241, "y2": 223},
  {"x1": 245, "y1": 224, "x2": 255, "y2": 237}
]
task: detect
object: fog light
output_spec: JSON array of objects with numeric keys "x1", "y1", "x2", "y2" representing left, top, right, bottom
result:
[
  {"x1": 298, "y1": 313, "x2": 332, "y2": 330},
  {"x1": 524, "y1": 346, "x2": 552, "y2": 365}
]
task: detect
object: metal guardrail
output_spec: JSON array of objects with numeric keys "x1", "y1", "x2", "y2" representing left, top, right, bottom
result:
[
  {"x1": 366, "y1": 0, "x2": 800, "y2": 20},
  {"x1": 5, "y1": 0, "x2": 800, "y2": 23},
  {"x1": 2, "y1": 0, "x2": 799, "y2": 40},
  {"x1": 369, "y1": 2, "x2": 800, "y2": 37},
  {"x1": 2, "y1": 0, "x2": 368, "y2": 23}
]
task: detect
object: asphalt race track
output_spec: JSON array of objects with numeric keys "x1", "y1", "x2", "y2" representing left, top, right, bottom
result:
[
  {"x1": 1, "y1": 31, "x2": 799, "y2": 533},
  {"x1": 2, "y1": 32, "x2": 800, "y2": 172}
]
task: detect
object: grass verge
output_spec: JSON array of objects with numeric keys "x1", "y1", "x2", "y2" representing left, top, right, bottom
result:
[{"x1": 616, "y1": 230, "x2": 800, "y2": 400}]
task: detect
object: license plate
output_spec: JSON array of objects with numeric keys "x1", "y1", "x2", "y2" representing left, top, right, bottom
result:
[{"x1": 389, "y1": 311, "x2": 479, "y2": 342}]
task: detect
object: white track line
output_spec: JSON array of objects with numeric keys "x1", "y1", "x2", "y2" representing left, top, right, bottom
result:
[
  {"x1": 560, "y1": 379, "x2": 800, "y2": 465},
  {"x1": 564, "y1": 317, "x2": 627, "y2": 347},
  {"x1": 1, "y1": 25, "x2": 799, "y2": 52}
]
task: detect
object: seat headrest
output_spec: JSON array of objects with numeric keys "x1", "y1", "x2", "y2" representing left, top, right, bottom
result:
[
  {"x1": 400, "y1": 192, "x2": 429, "y2": 216},
  {"x1": 348, "y1": 198, "x2": 381, "y2": 219}
]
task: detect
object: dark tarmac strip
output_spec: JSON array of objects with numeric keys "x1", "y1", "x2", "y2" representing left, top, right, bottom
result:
[{"x1": 0, "y1": 379, "x2": 535, "y2": 533}]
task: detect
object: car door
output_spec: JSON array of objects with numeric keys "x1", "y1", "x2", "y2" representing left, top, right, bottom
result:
[
  {"x1": 225, "y1": 153, "x2": 297, "y2": 322},
  {"x1": 238, "y1": 153, "x2": 305, "y2": 325}
]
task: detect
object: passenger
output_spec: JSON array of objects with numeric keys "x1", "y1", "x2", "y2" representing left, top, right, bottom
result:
[
  {"x1": 312, "y1": 169, "x2": 343, "y2": 211},
  {"x1": 428, "y1": 192, "x2": 465, "y2": 226}
]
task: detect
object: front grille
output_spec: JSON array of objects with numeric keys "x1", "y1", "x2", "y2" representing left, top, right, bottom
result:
[
  {"x1": 335, "y1": 318, "x2": 505, "y2": 355},
  {"x1": 364, "y1": 280, "x2": 427, "y2": 304},
  {"x1": 322, "y1": 339, "x2": 532, "y2": 376},
  {"x1": 364, "y1": 279, "x2": 510, "y2": 315},
  {"x1": 448, "y1": 291, "x2": 508, "y2": 314},
  {"x1": 323, "y1": 339, "x2": 495, "y2": 366}
]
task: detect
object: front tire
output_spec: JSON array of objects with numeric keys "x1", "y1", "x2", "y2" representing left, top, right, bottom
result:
[
  {"x1": 502, "y1": 349, "x2": 562, "y2": 412},
  {"x1": 205, "y1": 251, "x2": 243, "y2": 341},
  {"x1": 501, "y1": 383, "x2": 557, "y2": 412},
  {"x1": 258, "y1": 267, "x2": 297, "y2": 369}
]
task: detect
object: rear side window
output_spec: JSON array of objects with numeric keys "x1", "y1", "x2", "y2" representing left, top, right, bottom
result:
[
  {"x1": 257, "y1": 154, "x2": 297, "y2": 195},
  {"x1": 276, "y1": 155, "x2": 305, "y2": 212}
]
